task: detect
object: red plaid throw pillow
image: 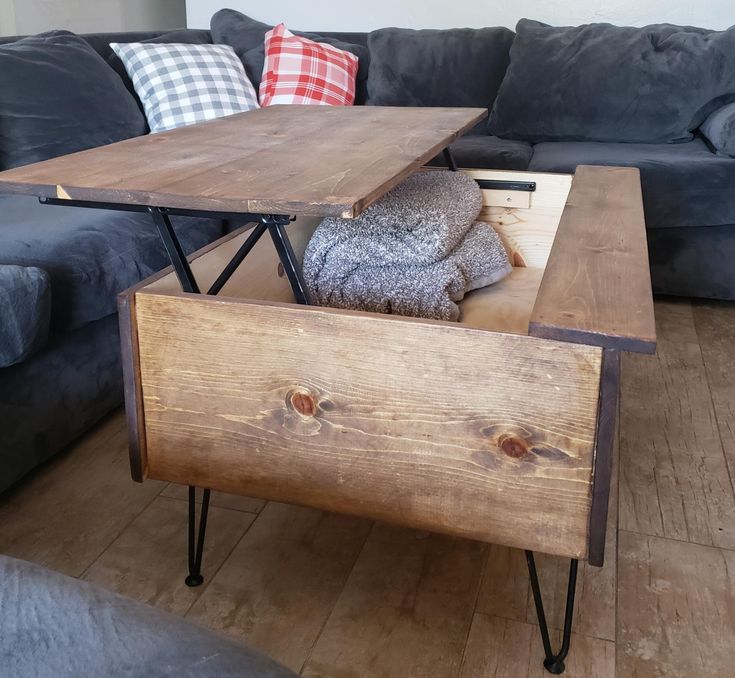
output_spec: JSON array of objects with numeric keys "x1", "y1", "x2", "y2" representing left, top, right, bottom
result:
[{"x1": 259, "y1": 23, "x2": 359, "y2": 106}]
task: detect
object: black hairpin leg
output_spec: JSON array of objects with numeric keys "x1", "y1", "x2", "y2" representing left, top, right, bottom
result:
[
  {"x1": 525, "y1": 551, "x2": 579, "y2": 674},
  {"x1": 185, "y1": 486, "x2": 211, "y2": 587},
  {"x1": 265, "y1": 215, "x2": 312, "y2": 305},
  {"x1": 443, "y1": 147, "x2": 458, "y2": 172}
]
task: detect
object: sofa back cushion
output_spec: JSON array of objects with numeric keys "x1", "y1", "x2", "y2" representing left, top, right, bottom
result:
[
  {"x1": 210, "y1": 8, "x2": 370, "y2": 102},
  {"x1": 0, "y1": 31, "x2": 147, "y2": 170},
  {"x1": 489, "y1": 19, "x2": 735, "y2": 144},
  {"x1": 366, "y1": 27, "x2": 514, "y2": 117}
]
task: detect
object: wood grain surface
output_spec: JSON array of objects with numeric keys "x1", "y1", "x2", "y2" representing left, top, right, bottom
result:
[
  {"x1": 619, "y1": 300, "x2": 735, "y2": 549},
  {"x1": 0, "y1": 106, "x2": 485, "y2": 218},
  {"x1": 529, "y1": 166, "x2": 656, "y2": 354},
  {"x1": 133, "y1": 292, "x2": 603, "y2": 559}
]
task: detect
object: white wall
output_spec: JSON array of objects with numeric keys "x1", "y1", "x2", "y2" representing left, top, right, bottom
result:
[
  {"x1": 186, "y1": 0, "x2": 734, "y2": 32},
  {"x1": 0, "y1": 0, "x2": 186, "y2": 36}
]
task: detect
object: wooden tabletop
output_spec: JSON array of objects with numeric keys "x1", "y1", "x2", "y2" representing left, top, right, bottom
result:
[{"x1": 0, "y1": 105, "x2": 486, "y2": 218}]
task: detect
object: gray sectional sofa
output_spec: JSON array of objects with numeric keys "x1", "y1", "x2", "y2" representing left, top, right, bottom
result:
[{"x1": 2, "y1": 12, "x2": 735, "y2": 493}]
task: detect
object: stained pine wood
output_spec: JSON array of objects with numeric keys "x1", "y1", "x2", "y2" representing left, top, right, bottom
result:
[
  {"x1": 0, "y1": 106, "x2": 486, "y2": 218},
  {"x1": 529, "y1": 166, "x2": 656, "y2": 354},
  {"x1": 619, "y1": 299, "x2": 735, "y2": 549},
  {"x1": 132, "y1": 292, "x2": 602, "y2": 560},
  {"x1": 476, "y1": 425, "x2": 618, "y2": 643},
  {"x1": 617, "y1": 531, "x2": 735, "y2": 677}
]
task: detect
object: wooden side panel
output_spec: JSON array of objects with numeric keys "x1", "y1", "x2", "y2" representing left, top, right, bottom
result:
[
  {"x1": 529, "y1": 165, "x2": 656, "y2": 354},
  {"x1": 134, "y1": 293, "x2": 603, "y2": 559}
]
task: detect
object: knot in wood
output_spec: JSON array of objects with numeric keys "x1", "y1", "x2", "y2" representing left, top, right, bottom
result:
[
  {"x1": 499, "y1": 434, "x2": 530, "y2": 459},
  {"x1": 289, "y1": 389, "x2": 317, "y2": 417}
]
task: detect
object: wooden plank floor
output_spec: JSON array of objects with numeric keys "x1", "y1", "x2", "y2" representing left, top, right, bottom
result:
[{"x1": 1, "y1": 297, "x2": 734, "y2": 677}]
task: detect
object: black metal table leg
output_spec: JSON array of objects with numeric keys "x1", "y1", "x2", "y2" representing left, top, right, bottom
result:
[
  {"x1": 185, "y1": 486, "x2": 211, "y2": 587},
  {"x1": 265, "y1": 215, "x2": 312, "y2": 305},
  {"x1": 443, "y1": 147, "x2": 458, "y2": 172},
  {"x1": 525, "y1": 551, "x2": 579, "y2": 674},
  {"x1": 148, "y1": 207, "x2": 200, "y2": 293}
]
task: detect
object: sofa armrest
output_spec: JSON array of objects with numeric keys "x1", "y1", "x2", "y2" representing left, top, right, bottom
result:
[
  {"x1": 700, "y1": 102, "x2": 735, "y2": 157},
  {"x1": 0, "y1": 264, "x2": 50, "y2": 368}
]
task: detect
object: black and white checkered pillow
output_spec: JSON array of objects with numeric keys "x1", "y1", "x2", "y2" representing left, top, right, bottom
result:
[{"x1": 110, "y1": 42, "x2": 259, "y2": 133}]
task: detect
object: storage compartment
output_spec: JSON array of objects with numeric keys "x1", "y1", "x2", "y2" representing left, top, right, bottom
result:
[
  {"x1": 144, "y1": 170, "x2": 573, "y2": 336},
  {"x1": 124, "y1": 166, "x2": 653, "y2": 563}
]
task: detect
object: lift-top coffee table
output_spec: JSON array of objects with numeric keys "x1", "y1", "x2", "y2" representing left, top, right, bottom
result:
[{"x1": 0, "y1": 105, "x2": 656, "y2": 674}]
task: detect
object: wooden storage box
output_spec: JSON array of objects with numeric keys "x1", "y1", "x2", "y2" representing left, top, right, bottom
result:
[{"x1": 120, "y1": 165, "x2": 655, "y2": 566}]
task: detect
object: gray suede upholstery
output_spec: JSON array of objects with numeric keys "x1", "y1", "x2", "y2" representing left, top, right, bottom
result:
[
  {"x1": 0, "y1": 265, "x2": 50, "y2": 368},
  {"x1": 647, "y1": 225, "x2": 735, "y2": 299},
  {"x1": 429, "y1": 135, "x2": 533, "y2": 170},
  {"x1": 0, "y1": 194, "x2": 224, "y2": 331},
  {"x1": 0, "y1": 314, "x2": 122, "y2": 494},
  {"x1": 700, "y1": 103, "x2": 735, "y2": 157},
  {"x1": 0, "y1": 554, "x2": 297, "y2": 677},
  {"x1": 365, "y1": 26, "x2": 514, "y2": 127},
  {"x1": 489, "y1": 20, "x2": 735, "y2": 143},
  {"x1": 0, "y1": 31, "x2": 147, "y2": 170},
  {"x1": 528, "y1": 138, "x2": 735, "y2": 230}
]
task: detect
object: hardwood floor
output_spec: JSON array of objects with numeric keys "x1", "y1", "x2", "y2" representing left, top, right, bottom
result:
[{"x1": 1, "y1": 297, "x2": 734, "y2": 677}]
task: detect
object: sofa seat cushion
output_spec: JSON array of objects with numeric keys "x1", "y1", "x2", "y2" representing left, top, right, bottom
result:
[
  {"x1": 0, "y1": 554, "x2": 297, "y2": 677},
  {"x1": 0, "y1": 31, "x2": 147, "y2": 170},
  {"x1": 0, "y1": 195, "x2": 223, "y2": 331},
  {"x1": 429, "y1": 135, "x2": 533, "y2": 171},
  {"x1": 489, "y1": 20, "x2": 735, "y2": 144},
  {"x1": 0, "y1": 265, "x2": 50, "y2": 368},
  {"x1": 528, "y1": 138, "x2": 735, "y2": 230}
]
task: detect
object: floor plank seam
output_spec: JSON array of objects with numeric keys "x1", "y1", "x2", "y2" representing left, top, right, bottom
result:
[
  {"x1": 158, "y1": 488, "x2": 265, "y2": 516},
  {"x1": 181, "y1": 500, "x2": 264, "y2": 619},
  {"x1": 76, "y1": 486, "x2": 163, "y2": 581},
  {"x1": 454, "y1": 545, "x2": 490, "y2": 678},
  {"x1": 298, "y1": 520, "x2": 376, "y2": 676},
  {"x1": 691, "y1": 304, "x2": 735, "y2": 500},
  {"x1": 617, "y1": 527, "x2": 735, "y2": 552}
]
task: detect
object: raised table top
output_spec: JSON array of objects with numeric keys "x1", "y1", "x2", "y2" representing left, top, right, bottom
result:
[{"x1": 0, "y1": 105, "x2": 486, "y2": 218}]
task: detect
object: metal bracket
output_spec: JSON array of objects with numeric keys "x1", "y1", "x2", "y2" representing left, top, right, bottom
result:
[{"x1": 475, "y1": 179, "x2": 536, "y2": 192}]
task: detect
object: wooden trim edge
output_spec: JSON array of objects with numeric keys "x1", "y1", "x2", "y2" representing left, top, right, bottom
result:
[
  {"x1": 528, "y1": 321, "x2": 656, "y2": 355},
  {"x1": 587, "y1": 347, "x2": 621, "y2": 566},
  {"x1": 118, "y1": 289, "x2": 147, "y2": 482}
]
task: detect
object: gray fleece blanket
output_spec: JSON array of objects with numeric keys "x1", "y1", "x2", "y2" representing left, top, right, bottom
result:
[{"x1": 303, "y1": 171, "x2": 511, "y2": 321}]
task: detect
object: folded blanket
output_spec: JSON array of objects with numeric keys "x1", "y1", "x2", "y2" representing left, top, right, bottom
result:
[
  {"x1": 305, "y1": 222, "x2": 512, "y2": 321},
  {"x1": 303, "y1": 169, "x2": 512, "y2": 321},
  {"x1": 308, "y1": 170, "x2": 483, "y2": 268}
]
